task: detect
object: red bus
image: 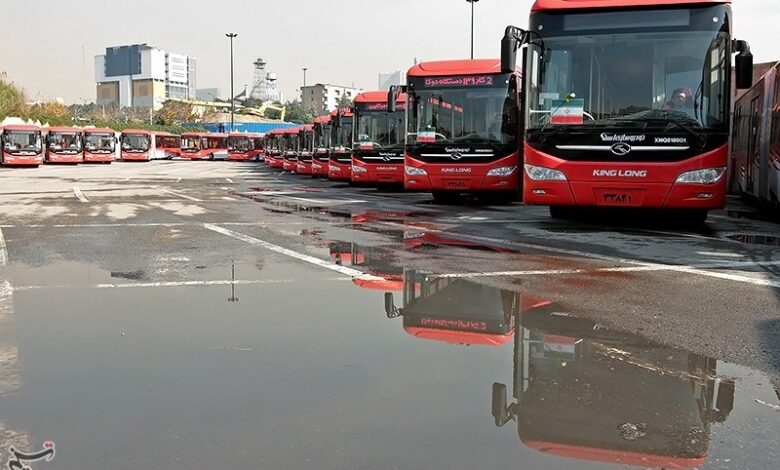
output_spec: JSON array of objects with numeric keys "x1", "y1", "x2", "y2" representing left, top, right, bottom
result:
[
  {"x1": 264, "y1": 129, "x2": 286, "y2": 168},
  {"x1": 295, "y1": 125, "x2": 315, "y2": 175},
  {"x1": 328, "y1": 109, "x2": 354, "y2": 181},
  {"x1": 155, "y1": 132, "x2": 180, "y2": 159},
  {"x1": 732, "y1": 62, "x2": 780, "y2": 211},
  {"x1": 120, "y1": 129, "x2": 154, "y2": 162},
  {"x1": 45, "y1": 127, "x2": 83, "y2": 164},
  {"x1": 282, "y1": 127, "x2": 300, "y2": 171},
  {"x1": 203, "y1": 133, "x2": 228, "y2": 160},
  {"x1": 180, "y1": 132, "x2": 209, "y2": 160},
  {"x1": 329, "y1": 242, "x2": 405, "y2": 292},
  {"x1": 312, "y1": 115, "x2": 332, "y2": 177},
  {"x1": 504, "y1": 0, "x2": 754, "y2": 222},
  {"x1": 83, "y1": 128, "x2": 117, "y2": 163},
  {"x1": 492, "y1": 303, "x2": 733, "y2": 468},
  {"x1": 395, "y1": 59, "x2": 522, "y2": 203},
  {"x1": 251, "y1": 134, "x2": 265, "y2": 161},
  {"x1": 352, "y1": 91, "x2": 406, "y2": 185},
  {"x1": 1, "y1": 125, "x2": 44, "y2": 167},
  {"x1": 227, "y1": 133, "x2": 256, "y2": 161}
]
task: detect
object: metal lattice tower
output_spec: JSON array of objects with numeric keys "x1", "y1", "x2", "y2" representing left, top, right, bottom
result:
[{"x1": 250, "y1": 58, "x2": 277, "y2": 102}]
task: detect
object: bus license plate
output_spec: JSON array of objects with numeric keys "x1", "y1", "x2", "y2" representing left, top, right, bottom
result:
[
  {"x1": 595, "y1": 189, "x2": 643, "y2": 206},
  {"x1": 445, "y1": 180, "x2": 469, "y2": 189}
]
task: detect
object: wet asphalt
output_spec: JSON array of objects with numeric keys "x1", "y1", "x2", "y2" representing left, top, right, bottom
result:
[{"x1": 0, "y1": 160, "x2": 778, "y2": 469}]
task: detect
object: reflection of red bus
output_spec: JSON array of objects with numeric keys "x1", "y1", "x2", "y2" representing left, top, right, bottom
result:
[
  {"x1": 328, "y1": 109, "x2": 354, "y2": 181},
  {"x1": 352, "y1": 91, "x2": 406, "y2": 185},
  {"x1": 282, "y1": 127, "x2": 301, "y2": 171},
  {"x1": 295, "y1": 125, "x2": 315, "y2": 175},
  {"x1": 312, "y1": 115, "x2": 332, "y2": 177},
  {"x1": 83, "y1": 128, "x2": 117, "y2": 163},
  {"x1": 155, "y1": 132, "x2": 180, "y2": 159},
  {"x1": 45, "y1": 127, "x2": 84, "y2": 164},
  {"x1": 385, "y1": 270, "x2": 518, "y2": 346},
  {"x1": 511, "y1": 0, "x2": 754, "y2": 222},
  {"x1": 120, "y1": 129, "x2": 154, "y2": 161},
  {"x1": 227, "y1": 133, "x2": 258, "y2": 161},
  {"x1": 492, "y1": 303, "x2": 734, "y2": 469},
  {"x1": 1, "y1": 124, "x2": 44, "y2": 167},
  {"x1": 732, "y1": 62, "x2": 780, "y2": 210},
  {"x1": 399, "y1": 59, "x2": 521, "y2": 202},
  {"x1": 329, "y1": 242, "x2": 405, "y2": 292}
]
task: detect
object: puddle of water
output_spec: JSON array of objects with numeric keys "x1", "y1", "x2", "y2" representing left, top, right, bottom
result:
[
  {"x1": 0, "y1": 261, "x2": 778, "y2": 469},
  {"x1": 726, "y1": 234, "x2": 780, "y2": 247}
]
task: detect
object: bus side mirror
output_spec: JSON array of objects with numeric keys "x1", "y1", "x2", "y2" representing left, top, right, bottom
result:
[
  {"x1": 388, "y1": 86, "x2": 398, "y2": 113},
  {"x1": 492, "y1": 383, "x2": 511, "y2": 427},
  {"x1": 734, "y1": 40, "x2": 753, "y2": 90},
  {"x1": 501, "y1": 34, "x2": 519, "y2": 74}
]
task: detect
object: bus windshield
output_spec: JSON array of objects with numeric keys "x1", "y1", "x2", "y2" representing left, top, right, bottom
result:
[
  {"x1": 407, "y1": 74, "x2": 519, "y2": 147},
  {"x1": 85, "y1": 133, "x2": 115, "y2": 152},
  {"x1": 355, "y1": 108, "x2": 405, "y2": 150},
  {"x1": 526, "y1": 7, "x2": 729, "y2": 132},
  {"x1": 122, "y1": 134, "x2": 150, "y2": 151},
  {"x1": 228, "y1": 136, "x2": 252, "y2": 152},
  {"x1": 48, "y1": 132, "x2": 83, "y2": 153},
  {"x1": 3, "y1": 131, "x2": 42, "y2": 153},
  {"x1": 336, "y1": 118, "x2": 353, "y2": 149}
]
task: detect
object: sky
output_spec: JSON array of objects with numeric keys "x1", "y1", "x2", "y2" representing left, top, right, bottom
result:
[{"x1": 1, "y1": 0, "x2": 778, "y2": 104}]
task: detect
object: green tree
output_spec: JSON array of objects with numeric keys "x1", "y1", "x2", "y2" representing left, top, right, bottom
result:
[
  {"x1": 284, "y1": 100, "x2": 314, "y2": 124},
  {"x1": 0, "y1": 75, "x2": 27, "y2": 119},
  {"x1": 337, "y1": 94, "x2": 354, "y2": 109}
]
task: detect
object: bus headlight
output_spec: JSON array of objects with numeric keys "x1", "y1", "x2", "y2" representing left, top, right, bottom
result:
[
  {"x1": 329, "y1": 165, "x2": 340, "y2": 172},
  {"x1": 487, "y1": 166, "x2": 517, "y2": 177},
  {"x1": 406, "y1": 166, "x2": 427, "y2": 176},
  {"x1": 352, "y1": 165, "x2": 367, "y2": 173},
  {"x1": 675, "y1": 167, "x2": 726, "y2": 184},
  {"x1": 524, "y1": 164, "x2": 567, "y2": 181}
]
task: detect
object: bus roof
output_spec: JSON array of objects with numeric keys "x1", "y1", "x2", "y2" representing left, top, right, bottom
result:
[
  {"x1": 330, "y1": 109, "x2": 354, "y2": 118},
  {"x1": 314, "y1": 115, "x2": 332, "y2": 124},
  {"x1": 182, "y1": 132, "x2": 206, "y2": 138},
  {"x1": 403, "y1": 327, "x2": 513, "y2": 346},
  {"x1": 301, "y1": 125, "x2": 314, "y2": 132},
  {"x1": 228, "y1": 132, "x2": 253, "y2": 138},
  {"x1": 205, "y1": 133, "x2": 228, "y2": 138},
  {"x1": 284, "y1": 127, "x2": 302, "y2": 135},
  {"x1": 84, "y1": 127, "x2": 116, "y2": 134},
  {"x1": 532, "y1": 0, "x2": 729, "y2": 11},
  {"x1": 2, "y1": 124, "x2": 42, "y2": 132},
  {"x1": 269, "y1": 128, "x2": 287, "y2": 135},
  {"x1": 47, "y1": 126, "x2": 83, "y2": 133},
  {"x1": 521, "y1": 439, "x2": 707, "y2": 468},
  {"x1": 407, "y1": 59, "x2": 501, "y2": 78},
  {"x1": 354, "y1": 90, "x2": 408, "y2": 105},
  {"x1": 121, "y1": 129, "x2": 153, "y2": 135}
]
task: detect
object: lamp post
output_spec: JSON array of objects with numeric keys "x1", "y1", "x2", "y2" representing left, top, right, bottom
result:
[
  {"x1": 303, "y1": 67, "x2": 308, "y2": 89},
  {"x1": 225, "y1": 33, "x2": 238, "y2": 132},
  {"x1": 466, "y1": 0, "x2": 480, "y2": 59}
]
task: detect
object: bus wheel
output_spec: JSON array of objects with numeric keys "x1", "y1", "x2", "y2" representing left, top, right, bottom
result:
[{"x1": 432, "y1": 191, "x2": 461, "y2": 205}]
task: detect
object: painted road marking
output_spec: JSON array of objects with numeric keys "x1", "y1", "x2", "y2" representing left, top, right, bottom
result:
[
  {"x1": 13, "y1": 278, "x2": 351, "y2": 291},
  {"x1": 204, "y1": 224, "x2": 384, "y2": 281},
  {"x1": 0, "y1": 222, "x2": 310, "y2": 228},
  {"x1": 225, "y1": 178, "x2": 234, "y2": 183},
  {"x1": 154, "y1": 187, "x2": 203, "y2": 202},
  {"x1": 72, "y1": 187, "x2": 89, "y2": 202},
  {"x1": 0, "y1": 227, "x2": 7, "y2": 267}
]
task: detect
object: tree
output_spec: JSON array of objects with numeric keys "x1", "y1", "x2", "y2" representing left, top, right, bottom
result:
[
  {"x1": 0, "y1": 74, "x2": 27, "y2": 120},
  {"x1": 337, "y1": 94, "x2": 354, "y2": 109},
  {"x1": 284, "y1": 100, "x2": 314, "y2": 124}
]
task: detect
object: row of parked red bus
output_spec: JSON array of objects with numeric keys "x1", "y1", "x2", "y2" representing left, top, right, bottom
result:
[
  {"x1": 263, "y1": 0, "x2": 766, "y2": 222},
  {"x1": 0, "y1": 126, "x2": 267, "y2": 166}
]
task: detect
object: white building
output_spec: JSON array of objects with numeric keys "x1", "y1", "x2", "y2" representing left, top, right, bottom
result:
[
  {"x1": 379, "y1": 71, "x2": 404, "y2": 90},
  {"x1": 301, "y1": 84, "x2": 363, "y2": 115},
  {"x1": 95, "y1": 44, "x2": 197, "y2": 110}
]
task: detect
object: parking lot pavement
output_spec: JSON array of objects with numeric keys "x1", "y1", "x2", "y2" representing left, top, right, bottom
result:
[{"x1": 1, "y1": 161, "x2": 779, "y2": 469}]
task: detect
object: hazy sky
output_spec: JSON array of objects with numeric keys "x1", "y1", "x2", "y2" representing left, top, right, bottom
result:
[{"x1": 1, "y1": 0, "x2": 777, "y2": 104}]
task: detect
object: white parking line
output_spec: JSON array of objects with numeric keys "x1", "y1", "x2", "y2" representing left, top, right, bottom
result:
[
  {"x1": 72, "y1": 186, "x2": 89, "y2": 202},
  {"x1": 225, "y1": 178, "x2": 234, "y2": 183},
  {"x1": 12, "y1": 278, "x2": 351, "y2": 291},
  {"x1": 154, "y1": 186, "x2": 203, "y2": 202},
  {"x1": 204, "y1": 224, "x2": 384, "y2": 281},
  {"x1": 0, "y1": 227, "x2": 7, "y2": 267}
]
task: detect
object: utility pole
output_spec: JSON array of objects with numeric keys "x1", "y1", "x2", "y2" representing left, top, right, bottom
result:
[
  {"x1": 466, "y1": 0, "x2": 480, "y2": 59},
  {"x1": 225, "y1": 33, "x2": 238, "y2": 132}
]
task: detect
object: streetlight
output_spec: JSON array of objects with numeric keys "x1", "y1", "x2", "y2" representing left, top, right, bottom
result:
[
  {"x1": 466, "y1": 0, "x2": 480, "y2": 59},
  {"x1": 225, "y1": 33, "x2": 238, "y2": 132},
  {"x1": 303, "y1": 67, "x2": 308, "y2": 89}
]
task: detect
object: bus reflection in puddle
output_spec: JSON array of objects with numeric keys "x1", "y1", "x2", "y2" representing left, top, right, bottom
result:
[{"x1": 384, "y1": 269, "x2": 734, "y2": 469}]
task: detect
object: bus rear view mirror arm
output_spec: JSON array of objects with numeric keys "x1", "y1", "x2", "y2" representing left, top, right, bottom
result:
[
  {"x1": 501, "y1": 26, "x2": 546, "y2": 74},
  {"x1": 733, "y1": 39, "x2": 753, "y2": 90},
  {"x1": 387, "y1": 85, "x2": 408, "y2": 113}
]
